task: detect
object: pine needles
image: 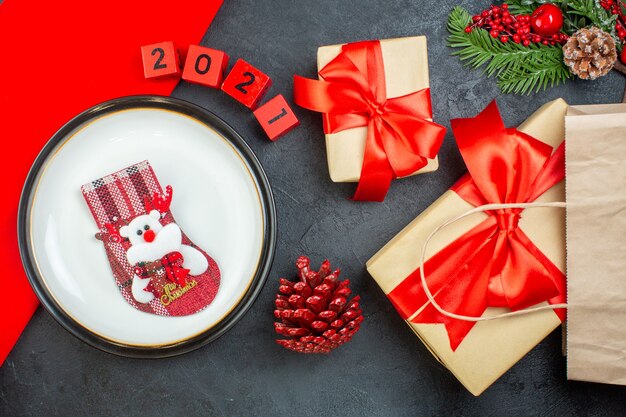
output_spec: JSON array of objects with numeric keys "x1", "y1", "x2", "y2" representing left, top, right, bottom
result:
[{"x1": 447, "y1": 6, "x2": 572, "y2": 94}]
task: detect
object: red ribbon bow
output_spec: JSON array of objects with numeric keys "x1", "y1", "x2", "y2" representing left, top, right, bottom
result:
[
  {"x1": 294, "y1": 40, "x2": 447, "y2": 201},
  {"x1": 387, "y1": 101, "x2": 566, "y2": 351},
  {"x1": 135, "y1": 251, "x2": 190, "y2": 287},
  {"x1": 160, "y1": 251, "x2": 190, "y2": 287}
]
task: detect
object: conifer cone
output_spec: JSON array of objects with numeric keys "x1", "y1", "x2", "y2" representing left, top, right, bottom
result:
[
  {"x1": 274, "y1": 256, "x2": 363, "y2": 353},
  {"x1": 563, "y1": 26, "x2": 617, "y2": 80}
]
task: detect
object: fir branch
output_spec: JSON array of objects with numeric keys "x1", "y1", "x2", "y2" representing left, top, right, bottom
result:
[
  {"x1": 447, "y1": 6, "x2": 571, "y2": 94},
  {"x1": 498, "y1": 58, "x2": 572, "y2": 93}
]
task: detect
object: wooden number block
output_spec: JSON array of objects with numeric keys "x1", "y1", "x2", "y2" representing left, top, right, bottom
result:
[
  {"x1": 221, "y1": 59, "x2": 272, "y2": 109},
  {"x1": 141, "y1": 41, "x2": 181, "y2": 79},
  {"x1": 253, "y1": 94, "x2": 299, "y2": 141},
  {"x1": 182, "y1": 45, "x2": 229, "y2": 88}
]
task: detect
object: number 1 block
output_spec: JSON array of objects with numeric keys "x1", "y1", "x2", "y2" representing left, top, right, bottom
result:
[
  {"x1": 141, "y1": 41, "x2": 181, "y2": 79},
  {"x1": 253, "y1": 95, "x2": 299, "y2": 141},
  {"x1": 182, "y1": 45, "x2": 229, "y2": 88},
  {"x1": 221, "y1": 59, "x2": 271, "y2": 109}
]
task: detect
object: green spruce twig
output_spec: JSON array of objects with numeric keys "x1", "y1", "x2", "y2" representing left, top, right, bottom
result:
[
  {"x1": 506, "y1": 0, "x2": 559, "y2": 15},
  {"x1": 447, "y1": 6, "x2": 572, "y2": 94}
]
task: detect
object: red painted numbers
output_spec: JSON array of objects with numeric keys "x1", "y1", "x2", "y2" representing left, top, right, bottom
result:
[
  {"x1": 221, "y1": 59, "x2": 272, "y2": 109},
  {"x1": 141, "y1": 43, "x2": 298, "y2": 138},
  {"x1": 182, "y1": 45, "x2": 229, "y2": 88},
  {"x1": 253, "y1": 95, "x2": 299, "y2": 141},
  {"x1": 141, "y1": 41, "x2": 181, "y2": 79}
]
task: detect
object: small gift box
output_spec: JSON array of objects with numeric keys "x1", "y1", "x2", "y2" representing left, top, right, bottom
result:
[
  {"x1": 294, "y1": 37, "x2": 446, "y2": 201},
  {"x1": 366, "y1": 99, "x2": 568, "y2": 396}
]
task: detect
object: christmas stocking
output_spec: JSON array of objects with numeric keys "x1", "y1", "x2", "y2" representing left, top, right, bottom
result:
[{"x1": 81, "y1": 161, "x2": 220, "y2": 316}]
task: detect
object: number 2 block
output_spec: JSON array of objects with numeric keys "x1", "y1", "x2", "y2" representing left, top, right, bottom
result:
[
  {"x1": 221, "y1": 59, "x2": 272, "y2": 109},
  {"x1": 253, "y1": 95, "x2": 299, "y2": 141},
  {"x1": 141, "y1": 41, "x2": 181, "y2": 79},
  {"x1": 182, "y1": 45, "x2": 229, "y2": 88}
]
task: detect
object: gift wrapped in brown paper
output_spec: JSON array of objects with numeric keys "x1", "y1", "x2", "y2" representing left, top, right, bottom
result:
[
  {"x1": 293, "y1": 37, "x2": 446, "y2": 201},
  {"x1": 366, "y1": 99, "x2": 568, "y2": 396},
  {"x1": 566, "y1": 103, "x2": 626, "y2": 386}
]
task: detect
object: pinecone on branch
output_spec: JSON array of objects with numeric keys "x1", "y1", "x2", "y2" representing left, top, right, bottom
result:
[
  {"x1": 274, "y1": 256, "x2": 363, "y2": 354},
  {"x1": 563, "y1": 27, "x2": 617, "y2": 80}
]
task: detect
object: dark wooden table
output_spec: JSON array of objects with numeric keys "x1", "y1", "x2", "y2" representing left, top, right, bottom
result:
[{"x1": 2, "y1": 1, "x2": 626, "y2": 416}]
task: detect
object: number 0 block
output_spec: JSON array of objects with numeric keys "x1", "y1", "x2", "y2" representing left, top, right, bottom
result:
[
  {"x1": 141, "y1": 41, "x2": 181, "y2": 79},
  {"x1": 221, "y1": 59, "x2": 271, "y2": 109},
  {"x1": 253, "y1": 95, "x2": 299, "y2": 141},
  {"x1": 182, "y1": 45, "x2": 229, "y2": 88}
]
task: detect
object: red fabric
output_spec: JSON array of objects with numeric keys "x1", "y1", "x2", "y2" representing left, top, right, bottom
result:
[
  {"x1": 293, "y1": 40, "x2": 446, "y2": 202},
  {"x1": 387, "y1": 101, "x2": 567, "y2": 351},
  {"x1": 0, "y1": 0, "x2": 223, "y2": 365}
]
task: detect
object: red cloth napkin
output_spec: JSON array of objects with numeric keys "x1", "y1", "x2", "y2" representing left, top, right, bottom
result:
[{"x1": 0, "y1": 0, "x2": 223, "y2": 365}]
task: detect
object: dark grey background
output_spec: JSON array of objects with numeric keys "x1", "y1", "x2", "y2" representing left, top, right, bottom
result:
[{"x1": 3, "y1": 1, "x2": 626, "y2": 416}]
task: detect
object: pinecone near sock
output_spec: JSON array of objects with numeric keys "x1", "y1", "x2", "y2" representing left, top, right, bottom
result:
[{"x1": 274, "y1": 256, "x2": 363, "y2": 353}]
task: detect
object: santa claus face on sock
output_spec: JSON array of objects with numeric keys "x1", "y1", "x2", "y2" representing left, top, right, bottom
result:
[
  {"x1": 119, "y1": 209, "x2": 163, "y2": 245},
  {"x1": 118, "y1": 210, "x2": 206, "y2": 271},
  {"x1": 117, "y1": 209, "x2": 210, "y2": 304}
]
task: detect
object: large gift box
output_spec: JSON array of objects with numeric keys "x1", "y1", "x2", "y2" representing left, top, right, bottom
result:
[
  {"x1": 294, "y1": 37, "x2": 446, "y2": 201},
  {"x1": 366, "y1": 99, "x2": 568, "y2": 396}
]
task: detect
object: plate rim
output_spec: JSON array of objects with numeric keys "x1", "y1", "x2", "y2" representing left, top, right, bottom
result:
[{"x1": 17, "y1": 95, "x2": 277, "y2": 358}]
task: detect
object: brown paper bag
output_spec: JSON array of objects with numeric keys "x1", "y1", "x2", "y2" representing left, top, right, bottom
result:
[{"x1": 565, "y1": 103, "x2": 626, "y2": 385}]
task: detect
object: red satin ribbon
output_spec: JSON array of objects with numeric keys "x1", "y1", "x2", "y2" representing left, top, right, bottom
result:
[
  {"x1": 387, "y1": 101, "x2": 566, "y2": 351},
  {"x1": 160, "y1": 251, "x2": 190, "y2": 287},
  {"x1": 293, "y1": 40, "x2": 446, "y2": 201},
  {"x1": 135, "y1": 251, "x2": 190, "y2": 287}
]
